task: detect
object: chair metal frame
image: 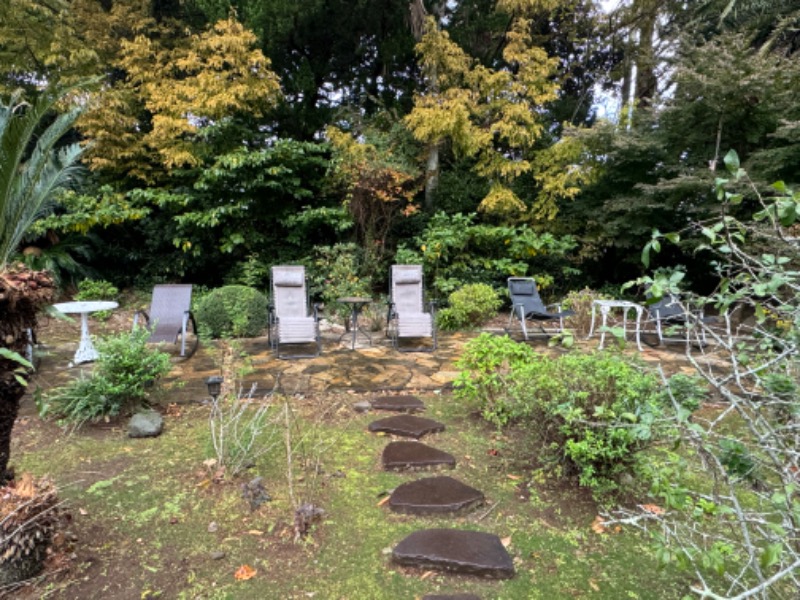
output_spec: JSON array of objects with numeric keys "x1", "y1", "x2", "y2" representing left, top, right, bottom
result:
[
  {"x1": 386, "y1": 265, "x2": 437, "y2": 352},
  {"x1": 506, "y1": 277, "x2": 574, "y2": 340},
  {"x1": 269, "y1": 266, "x2": 321, "y2": 359},
  {"x1": 133, "y1": 284, "x2": 198, "y2": 357}
]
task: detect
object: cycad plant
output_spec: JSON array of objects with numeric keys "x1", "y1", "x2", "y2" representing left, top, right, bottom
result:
[
  {"x1": 0, "y1": 88, "x2": 84, "y2": 268},
  {"x1": 0, "y1": 86, "x2": 84, "y2": 585},
  {"x1": 0, "y1": 87, "x2": 85, "y2": 479}
]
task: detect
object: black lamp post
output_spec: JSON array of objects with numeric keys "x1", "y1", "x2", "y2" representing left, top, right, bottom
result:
[{"x1": 206, "y1": 376, "x2": 223, "y2": 402}]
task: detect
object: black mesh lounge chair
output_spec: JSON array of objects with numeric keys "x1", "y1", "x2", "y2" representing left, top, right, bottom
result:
[
  {"x1": 269, "y1": 266, "x2": 321, "y2": 359},
  {"x1": 507, "y1": 277, "x2": 574, "y2": 340},
  {"x1": 133, "y1": 284, "x2": 198, "y2": 357},
  {"x1": 643, "y1": 293, "x2": 713, "y2": 346},
  {"x1": 386, "y1": 265, "x2": 436, "y2": 352}
]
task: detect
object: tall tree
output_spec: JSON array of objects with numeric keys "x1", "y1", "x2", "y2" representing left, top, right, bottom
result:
[{"x1": 405, "y1": 15, "x2": 559, "y2": 218}]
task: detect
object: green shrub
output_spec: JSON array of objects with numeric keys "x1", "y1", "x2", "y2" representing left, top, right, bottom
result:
[
  {"x1": 74, "y1": 279, "x2": 119, "y2": 320},
  {"x1": 455, "y1": 334, "x2": 664, "y2": 498},
  {"x1": 40, "y1": 327, "x2": 172, "y2": 426},
  {"x1": 437, "y1": 283, "x2": 502, "y2": 330},
  {"x1": 195, "y1": 285, "x2": 268, "y2": 338},
  {"x1": 307, "y1": 243, "x2": 372, "y2": 328},
  {"x1": 560, "y1": 287, "x2": 610, "y2": 335}
]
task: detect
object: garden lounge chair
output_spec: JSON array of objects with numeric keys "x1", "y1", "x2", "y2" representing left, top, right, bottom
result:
[
  {"x1": 269, "y1": 266, "x2": 321, "y2": 359},
  {"x1": 386, "y1": 265, "x2": 436, "y2": 352},
  {"x1": 507, "y1": 277, "x2": 574, "y2": 340},
  {"x1": 643, "y1": 293, "x2": 712, "y2": 346},
  {"x1": 133, "y1": 284, "x2": 198, "y2": 357}
]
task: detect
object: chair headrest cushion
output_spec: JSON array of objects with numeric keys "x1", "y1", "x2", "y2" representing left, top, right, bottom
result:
[
  {"x1": 273, "y1": 270, "x2": 305, "y2": 287},
  {"x1": 393, "y1": 270, "x2": 422, "y2": 285},
  {"x1": 509, "y1": 280, "x2": 536, "y2": 295}
]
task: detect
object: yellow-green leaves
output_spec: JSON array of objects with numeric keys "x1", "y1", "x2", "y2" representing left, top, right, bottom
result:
[
  {"x1": 80, "y1": 17, "x2": 281, "y2": 180},
  {"x1": 405, "y1": 17, "x2": 559, "y2": 218}
]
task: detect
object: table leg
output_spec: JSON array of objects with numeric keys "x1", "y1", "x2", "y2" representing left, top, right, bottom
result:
[
  {"x1": 598, "y1": 305, "x2": 610, "y2": 349},
  {"x1": 350, "y1": 306, "x2": 358, "y2": 350},
  {"x1": 74, "y1": 312, "x2": 99, "y2": 364},
  {"x1": 634, "y1": 306, "x2": 643, "y2": 350},
  {"x1": 587, "y1": 302, "x2": 598, "y2": 340}
]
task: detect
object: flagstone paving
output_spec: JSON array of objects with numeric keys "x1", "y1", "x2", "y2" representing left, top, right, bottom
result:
[
  {"x1": 388, "y1": 475, "x2": 485, "y2": 516},
  {"x1": 392, "y1": 529, "x2": 515, "y2": 579},
  {"x1": 382, "y1": 441, "x2": 457, "y2": 471},
  {"x1": 367, "y1": 414, "x2": 446, "y2": 438}
]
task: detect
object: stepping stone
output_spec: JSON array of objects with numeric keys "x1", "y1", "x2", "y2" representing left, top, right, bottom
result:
[
  {"x1": 392, "y1": 529, "x2": 515, "y2": 579},
  {"x1": 368, "y1": 415, "x2": 444, "y2": 439},
  {"x1": 382, "y1": 441, "x2": 456, "y2": 471},
  {"x1": 389, "y1": 476, "x2": 484, "y2": 515},
  {"x1": 423, "y1": 595, "x2": 481, "y2": 600},
  {"x1": 371, "y1": 394, "x2": 426, "y2": 413}
]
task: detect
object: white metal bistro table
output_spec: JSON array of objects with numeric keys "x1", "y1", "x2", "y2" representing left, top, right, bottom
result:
[
  {"x1": 587, "y1": 299, "x2": 644, "y2": 351},
  {"x1": 52, "y1": 300, "x2": 119, "y2": 364}
]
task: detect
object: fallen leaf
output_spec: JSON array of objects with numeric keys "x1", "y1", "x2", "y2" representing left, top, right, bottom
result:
[
  {"x1": 234, "y1": 564, "x2": 257, "y2": 581},
  {"x1": 590, "y1": 515, "x2": 607, "y2": 534},
  {"x1": 487, "y1": 449, "x2": 499, "y2": 456},
  {"x1": 507, "y1": 474, "x2": 521, "y2": 481},
  {"x1": 641, "y1": 504, "x2": 665, "y2": 515},
  {"x1": 589, "y1": 579, "x2": 600, "y2": 592},
  {"x1": 202, "y1": 459, "x2": 217, "y2": 469},
  {"x1": 16, "y1": 473, "x2": 35, "y2": 498},
  {"x1": 79, "y1": 508, "x2": 88, "y2": 516},
  {"x1": 500, "y1": 536, "x2": 512, "y2": 547},
  {"x1": 376, "y1": 496, "x2": 390, "y2": 507},
  {"x1": 247, "y1": 530, "x2": 263, "y2": 536},
  {"x1": 420, "y1": 570, "x2": 436, "y2": 580}
]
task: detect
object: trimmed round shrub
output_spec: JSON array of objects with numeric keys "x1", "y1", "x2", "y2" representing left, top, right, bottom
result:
[
  {"x1": 437, "y1": 283, "x2": 502, "y2": 331},
  {"x1": 195, "y1": 285, "x2": 268, "y2": 338}
]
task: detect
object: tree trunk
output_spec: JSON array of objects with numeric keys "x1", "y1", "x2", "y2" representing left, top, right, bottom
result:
[
  {"x1": 424, "y1": 142, "x2": 439, "y2": 212},
  {"x1": 0, "y1": 265, "x2": 55, "y2": 480}
]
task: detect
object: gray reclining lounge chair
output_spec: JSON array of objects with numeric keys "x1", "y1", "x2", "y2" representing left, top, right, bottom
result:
[
  {"x1": 269, "y1": 266, "x2": 321, "y2": 359},
  {"x1": 386, "y1": 265, "x2": 436, "y2": 352},
  {"x1": 644, "y1": 293, "x2": 712, "y2": 346},
  {"x1": 133, "y1": 284, "x2": 198, "y2": 357},
  {"x1": 507, "y1": 277, "x2": 574, "y2": 340}
]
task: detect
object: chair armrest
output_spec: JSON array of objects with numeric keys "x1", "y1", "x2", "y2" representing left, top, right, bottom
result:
[
  {"x1": 312, "y1": 303, "x2": 321, "y2": 320},
  {"x1": 133, "y1": 309, "x2": 150, "y2": 327}
]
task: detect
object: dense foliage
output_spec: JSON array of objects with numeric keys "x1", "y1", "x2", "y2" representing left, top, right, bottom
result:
[
  {"x1": 437, "y1": 283, "x2": 502, "y2": 330},
  {"x1": 40, "y1": 328, "x2": 172, "y2": 427},
  {"x1": 454, "y1": 333, "x2": 665, "y2": 498},
  {"x1": 195, "y1": 285, "x2": 268, "y2": 339}
]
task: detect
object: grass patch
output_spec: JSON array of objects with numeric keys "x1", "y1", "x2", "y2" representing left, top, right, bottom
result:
[{"x1": 12, "y1": 391, "x2": 696, "y2": 598}]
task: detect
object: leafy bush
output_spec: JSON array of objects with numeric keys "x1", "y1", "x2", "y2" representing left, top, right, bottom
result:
[
  {"x1": 455, "y1": 333, "x2": 663, "y2": 498},
  {"x1": 560, "y1": 287, "x2": 610, "y2": 335},
  {"x1": 195, "y1": 285, "x2": 268, "y2": 338},
  {"x1": 437, "y1": 283, "x2": 502, "y2": 330},
  {"x1": 74, "y1": 278, "x2": 119, "y2": 320},
  {"x1": 74, "y1": 278, "x2": 119, "y2": 301},
  {"x1": 395, "y1": 212, "x2": 576, "y2": 297},
  {"x1": 307, "y1": 243, "x2": 372, "y2": 328},
  {"x1": 40, "y1": 327, "x2": 172, "y2": 426}
]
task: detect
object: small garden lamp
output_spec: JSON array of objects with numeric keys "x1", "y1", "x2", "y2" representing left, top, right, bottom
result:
[{"x1": 206, "y1": 376, "x2": 223, "y2": 402}]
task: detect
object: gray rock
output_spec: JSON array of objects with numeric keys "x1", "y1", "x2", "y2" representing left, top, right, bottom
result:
[
  {"x1": 210, "y1": 551, "x2": 226, "y2": 560},
  {"x1": 128, "y1": 410, "x2": 164, "y2": 438},
  {"x1": 353, "y1": 400, "x2": 372, "y2": 413}
]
